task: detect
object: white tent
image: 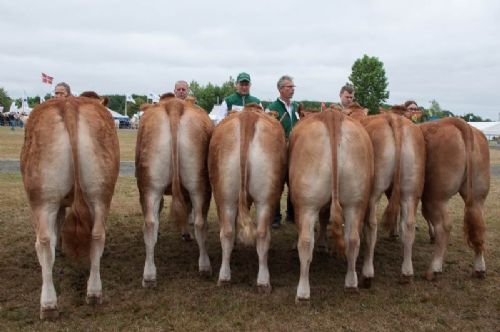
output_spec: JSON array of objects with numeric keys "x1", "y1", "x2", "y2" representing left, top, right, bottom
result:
[
  {"x1": 107, "y1": 108, "x2": 129, "y2": 120},
  {"x1": 468, "y1": 122, "x2": 500, "y2": 139}
]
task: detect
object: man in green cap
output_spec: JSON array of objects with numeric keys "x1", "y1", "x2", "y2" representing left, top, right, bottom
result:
[
  {"x1": 265, "y1": 75, "x2": 299, "y2": 228},
  {"x1": 211, "y1": 72, "x2": 261, "y2": 124}
]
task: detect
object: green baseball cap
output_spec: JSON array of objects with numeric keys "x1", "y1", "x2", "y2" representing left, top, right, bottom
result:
[{"x1": 236, "y1": 72, "x2": 251, "y2": 82}]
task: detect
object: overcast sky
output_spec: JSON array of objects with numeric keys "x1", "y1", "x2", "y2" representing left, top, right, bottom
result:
[{"x1": 1, "y1": 0, "x2": 499, "y2": 119}]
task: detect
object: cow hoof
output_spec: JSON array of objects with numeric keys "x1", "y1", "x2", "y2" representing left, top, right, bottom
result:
[
  {"x1": 399, "y1": 274, "x2": 413, "y2": 285},
  {"x1": 182, "y1": 233, "x2": 193, "y2": 242},
  {"x1": 472, "y1": 270, "x2": 486, "y2": 279},
  {"x1": 199, "y1": 267, "x2": 212, "y2": 278},
  {"x1": 359, "y1": 276, "x2": 372, "y2": 289},
  {"x1": 424, "y1": 271, "x2": 441, "y2": 281},
  {"x1": 217, "y1": 279, "x2": 231, "y2": 287},
  {"x1": 86, "y1": 294, "x2": 102, "y2": 305},
  {"x1": 344, "y1": 287, "x2": 359, "y2": 294},
  {"x1": 257, "y1": 284, "x2": 272, "y2": 295},
  {"x1": 40, "y1": 306, "x2": 58, "y2": 320},
  {"x1": 295, "y1": 296, "x2": 310, "y2": 304},
  {"x1": 142, "y1": 278, "x2": 157, "y2": 288}
]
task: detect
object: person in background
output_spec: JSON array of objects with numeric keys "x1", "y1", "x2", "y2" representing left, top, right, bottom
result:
[
  {"x1": 174, "y1": 80, "x2": 189, "y2": 100},
  {"x1": 404, "y1": 100, "x2": 420, "y2": 122},
  {"x1": 54, "y1": 82, "x2": 71, "y2": 98},
  {"x1": 266, "y1": 75, "x2": 299, "y2": 228},
  {"x1": 336, "y1": 84, "x2": 354, "y2": 109},
  {"x1": 210, "y1": 72, "x2": 261, "y2": 124}
]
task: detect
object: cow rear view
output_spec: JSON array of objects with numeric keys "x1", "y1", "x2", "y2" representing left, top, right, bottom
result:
[
  {"x1": 21, "y1": 96, "x2": 119, "y2": 319},
  {"x1": 419, "y1": 118, "x2": 490, "y2": 280},
  {"x1": 136, "y1": 97, "x2": 214, "y2": 287},
  {"x1": 289, "y1": 109, "x2": 373, "y2": 301},
  {"x1": 208, "y1": 105, "x2": 286, "y2": 292}
]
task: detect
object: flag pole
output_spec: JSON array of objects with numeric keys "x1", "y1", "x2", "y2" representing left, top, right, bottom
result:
[{"x1": 124, "y1": 95, "x2": 127, "y2": 116}]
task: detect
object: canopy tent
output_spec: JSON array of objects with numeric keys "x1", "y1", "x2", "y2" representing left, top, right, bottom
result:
[
  {"x1": 108, "y1": 108, "x2": 130, "y2": 128},
  {"x1": 108, "y1": 108, "x2": 129, "y2": 120},
  {"x1": 468, "y1": 122, "x2": 500, "y2": 139},
  {"x1": 5, "y1": 103, "x2": 32, "y2": 115}
]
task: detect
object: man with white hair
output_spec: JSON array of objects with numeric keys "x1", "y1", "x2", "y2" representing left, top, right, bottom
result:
[{"x1": 174, "y1": 80, "x2": 189, "y2": 100}]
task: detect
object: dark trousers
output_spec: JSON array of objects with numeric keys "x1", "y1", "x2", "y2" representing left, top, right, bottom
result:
[{"x1": 274, "y1": 188, "x2": 294, "y2": 223}]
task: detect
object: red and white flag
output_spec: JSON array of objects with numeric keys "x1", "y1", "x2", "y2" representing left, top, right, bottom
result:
[{"x1": 41, "y1": 72, "x2": 53, "y2": 85}]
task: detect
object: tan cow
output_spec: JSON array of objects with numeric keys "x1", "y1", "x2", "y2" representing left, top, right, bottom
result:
[
  {"x1": 419, "y1": 118, "x2": 490, "y2": 280},
  {"x1": 208, "y1": 104, "x2": 286, "y2": 292},
  {"x1": 289, "y1": 109, "x2": 373, "y2": 301},
  {"x1": 135, "y1": 95, "x2": 214, "y2": 287},
  {"x1": 339, "y1": 104, "x2": 426, "y2": 285},
  {"x1": 21, "y1": 95, "x2": 119, "y2": 319}
]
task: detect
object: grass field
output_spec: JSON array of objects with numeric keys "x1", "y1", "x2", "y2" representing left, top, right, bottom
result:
[{"x1": 0, "y1": 127, "x2": 499, "y2": 330}]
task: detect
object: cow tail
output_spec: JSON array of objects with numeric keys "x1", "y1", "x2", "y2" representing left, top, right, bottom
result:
[
  {"x1": 382, "y1": 114, "x2": 402, "y2": 233},
  {"x1": 454, "y1": 119, "x2": 484, "y2": 252},
  {"x1": 61, "y1": 98, "x2": 93, "y2": 258},
  {"x1": 167, "y1": 102, "x2": 188, "y2": 230},
  {"x1": 237, "y1": 111, "x2": 257, "y2": 245},
  {"x1": 323, "y1": 111, "x2": 344, "y2": 254}
]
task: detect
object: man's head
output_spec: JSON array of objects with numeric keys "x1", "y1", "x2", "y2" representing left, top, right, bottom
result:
[
  {"x1": 277, "y1": 75, "x2": 295, "y2": 103},
  {"x1": 236, "y1": 72, "x2": 251, "y2": 96},
  {"x1": 404, "y1": 100, "x2": 418, "y2": 111},
  {"x1": 174, "y1": 80, "x2": 189, "y2": 100},
  {"x1": 339, "y1": 85, "x2": 354, "y2": 108},
  {"x1": 55, "y1": 82, "x2": 71, "y2": 98}
]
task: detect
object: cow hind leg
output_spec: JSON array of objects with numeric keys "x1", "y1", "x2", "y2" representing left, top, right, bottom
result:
[
  {"x1": 400, "y1": 197, "x2": 417, "y2": 283},
  {"x1": 86, "y1": 203, "x2": 108, "y2": 305},
  {"x1": 462, "y1": 200, "x2": 486, "y2": 278},
  {"x1": 296, "y1": 208, "x2": 316, "y2": 302},
  {"x1": 361, "y1": 195, "x2": 379, "y2": 288},
  {"x1": 191, "y1": 193, "x2": 211, "y2": 276},
  {"x1": 255, "y1": 202, "x2": 272, "y2": 293},
  {"x1": 422, "y1": 199, "x2": 451, "y2": 280},
  {"x1": 142, "y1": 191, "x2": 162, "y2": 288},
  {"x1": 218, "y1": 204, "x2": 237, "y2": 286},
  {"x1": 343, "y1": 206, "x2": 362, "y2": 291},
  {"x1": 35, "y1": 206, "x2": 59, "y2": 320}
]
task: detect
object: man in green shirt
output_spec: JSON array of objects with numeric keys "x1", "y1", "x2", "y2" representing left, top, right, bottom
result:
[
  {"x1": 266, "y1": 75, "x2": 299, "y2": 228},
  {"x1": 210, "y1": 72, "x2": 261, "y2": 124}
]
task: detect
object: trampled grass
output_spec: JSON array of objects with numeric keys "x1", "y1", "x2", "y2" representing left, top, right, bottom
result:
[{"x1": 0, "y1": 174, "x2": 499, "y2": 331}]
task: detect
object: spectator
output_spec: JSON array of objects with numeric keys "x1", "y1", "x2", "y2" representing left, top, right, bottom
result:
[
  {"x1": 54, "y1": 82, "x2": 71, "y2": 98},
  {"x1": 266, "y1": 75, "x2": 299, "y2": 228},
  {"x1": 336, "y1": 85, "x2": 354, "y2": 109},
  {"x1": 174, "y1": 80, "x2": 189, "y2": 100},
  {"x1": 210, "y1": 72, "x2": 261, "y2": 124},
  {"x1": 404, "y1": 100, "x2": 419, "y2": 121}
]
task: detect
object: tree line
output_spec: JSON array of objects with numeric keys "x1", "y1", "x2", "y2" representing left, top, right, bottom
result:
[{"x1": 0, "y1": 55, "x2": 492, "y2": 122}]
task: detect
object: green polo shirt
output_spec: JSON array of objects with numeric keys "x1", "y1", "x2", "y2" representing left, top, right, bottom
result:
[{"x1": 224, "y1": 92, "x2": 261, "y2": 110}]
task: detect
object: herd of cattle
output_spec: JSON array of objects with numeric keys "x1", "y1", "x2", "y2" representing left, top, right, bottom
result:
[{"x1": 20, "y1": 93, "x2": 490, "y2": 319}]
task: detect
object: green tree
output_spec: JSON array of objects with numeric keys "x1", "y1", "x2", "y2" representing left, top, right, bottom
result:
[
  {"x1": 348, "y1": 54, "x2": 389, "y2": 114},
  {"x1": 190, "y1": 78, "x2": 236, "y2": 113},
  {"x1": 0, "y1": 87, "x2": 12, "y2": 112},
  {"x1": 428, "y1": 99, "x2": 454, "y2": 119}
]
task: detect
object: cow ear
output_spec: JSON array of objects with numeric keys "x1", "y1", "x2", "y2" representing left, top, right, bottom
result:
[{"x1": 101, "y1": 96, "x2": 109, "y2": 107}]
